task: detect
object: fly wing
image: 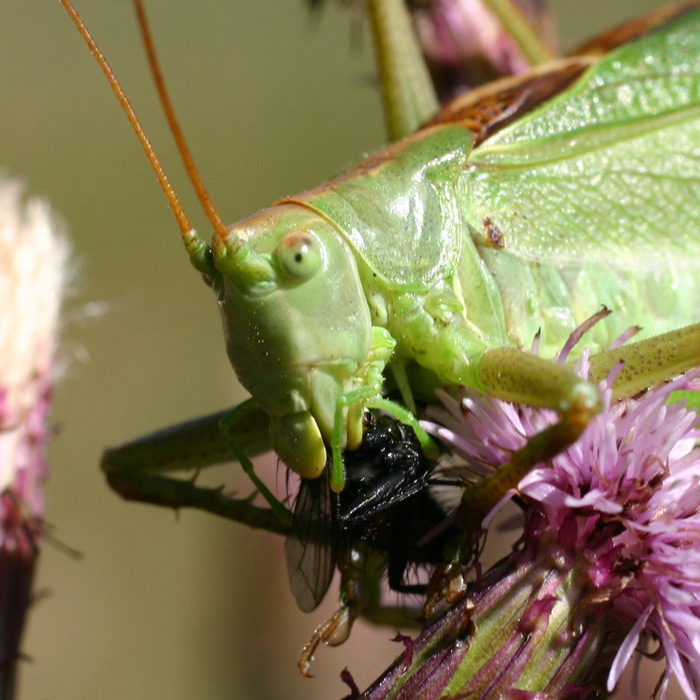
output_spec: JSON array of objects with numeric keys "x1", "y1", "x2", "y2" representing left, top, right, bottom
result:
[
  {"x1": 461, "y1": 8, "x2": 700, "y2": 271},
  {"x1": 284, "y1": 472, "x2": 336, "y2": 613}
]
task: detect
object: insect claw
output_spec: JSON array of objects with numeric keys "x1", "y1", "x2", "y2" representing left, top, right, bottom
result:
[
  {"x1": 423, "y1": 561, "x2": 468, "y2": 619},
  {"x1": 298, "y1": 605, "x2": 353, "y2": 677}
]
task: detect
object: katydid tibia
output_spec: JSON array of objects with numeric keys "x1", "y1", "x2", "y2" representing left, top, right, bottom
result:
[{"x1": 64, "y1": 0, "x2": 700, "y2": 614}]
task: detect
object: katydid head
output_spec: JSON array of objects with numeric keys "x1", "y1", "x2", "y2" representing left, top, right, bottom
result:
[
  {"x1": 211, "y1": 203, "x2": 373, "y2": 479},
  {"x1": 61, "y1": 0, "x2": 374, "y2": 483}
]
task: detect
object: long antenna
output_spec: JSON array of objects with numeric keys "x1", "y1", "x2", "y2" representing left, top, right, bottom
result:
[
  {"x1": 59, "y1": 0, "x2": 210, "y2": 263},
  {"x1": 132, "y1": 0, "x2": 230, "y2": 242}
]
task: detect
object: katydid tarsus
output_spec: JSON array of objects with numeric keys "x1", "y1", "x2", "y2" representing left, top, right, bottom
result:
[{"x1": 63, "y1": 0, "x2": 700, "y2": 641}]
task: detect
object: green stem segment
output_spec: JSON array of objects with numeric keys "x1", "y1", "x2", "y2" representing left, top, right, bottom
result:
[
  {"x1": 366, "y1": 0, "x2": 439, "y2": 141},
  {"x1": 361, "y1": 522, "x2": 622, "y2": 698},
  {"x1": 483, "y1": 0, "x2": 556, "y2": 65}
]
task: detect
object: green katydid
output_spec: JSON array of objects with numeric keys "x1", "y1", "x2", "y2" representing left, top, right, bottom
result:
[
  {"x1": 63, "y1": 0, "x2": 700, "y2": 524},
  {"x1": 60, "y1": 0, "x2": 700, "y2": 527},
  {"x1": 58, "y1": 0, "x2": 700, "y2": 673}
]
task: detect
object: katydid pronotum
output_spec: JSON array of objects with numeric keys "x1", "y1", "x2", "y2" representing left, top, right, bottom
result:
[{"x1": 60, "y1": 0, "x2": 700, "y2": 671}]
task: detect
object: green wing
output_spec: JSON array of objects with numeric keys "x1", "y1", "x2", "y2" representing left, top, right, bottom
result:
[{"x1": 463, "y1": 8, "x2": 700, "y2": 270}]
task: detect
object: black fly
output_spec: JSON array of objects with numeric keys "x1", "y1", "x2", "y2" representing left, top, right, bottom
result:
[{"x1": 285, "y1": 412, "x2": 456, "y2": 612}]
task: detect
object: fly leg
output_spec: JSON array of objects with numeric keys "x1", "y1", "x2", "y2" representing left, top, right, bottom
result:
[
  {"x1": 297, "y1": 538, "x2": 379, "y2": 676},
  {"x1": 297, "y1": 537, "x2": 420, "y2": 677}
]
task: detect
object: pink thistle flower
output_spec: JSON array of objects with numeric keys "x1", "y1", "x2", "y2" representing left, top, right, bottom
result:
[
  {"x1": 0, "y1": 177, "x2": 69, "y2": 697},
  {"x1": 359, "y1": 349, "x2": 700, "y2": 699},
  {"x1": 411, "y1": 0, "x2": 558, "y2": 98}
]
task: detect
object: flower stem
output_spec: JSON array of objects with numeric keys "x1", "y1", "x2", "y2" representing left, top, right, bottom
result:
[{"x1": 362, "y1": 514, "x2": 624, "y2": 699}]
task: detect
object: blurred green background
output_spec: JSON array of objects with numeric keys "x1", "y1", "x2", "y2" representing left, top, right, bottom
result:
[{"x1": 0, "y1": 1, "x2": 686, "y2": 698}]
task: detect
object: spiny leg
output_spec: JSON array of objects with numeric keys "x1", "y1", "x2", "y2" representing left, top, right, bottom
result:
[
  {"x1": 428, "y1": 322, "x2": 700, "y2": 611},
  {"x1": 368, "y1": 397, "x2": 439, "y2": 460},
  {"x1": 331, "y1": 382, "x2": 442, "y2": 493},
  {"x1": 331, "y1": 381, "x2": 385, "y2": 493},
  {"x1": 330, "y1": 328, "x2": 440, "y2": 492},
  {"x1": 587, "y1": 322, "x2": 700, "y2": 398},
  {"x1": 102, "y1": 400, "x2": 290, "y2": 532},
  {"x1": 218, "y1": 403, "x2": 290, "y2": 523},
  {"x1": 330, "y1": 328, "x2": 396, "y2": 492},
  {"x1": 457, "y1": 348, "x2": 600, "y2": 530},
  {"x1": 462, "y1": 321, "x2": 700, "y2": 531}
]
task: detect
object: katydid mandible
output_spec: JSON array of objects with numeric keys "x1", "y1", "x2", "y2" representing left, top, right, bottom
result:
[{"x1": 62, "y1": 0, "x2": 700, "y2": 522}]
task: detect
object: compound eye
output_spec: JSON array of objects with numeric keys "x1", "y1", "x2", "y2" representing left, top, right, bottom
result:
[{"x1": 276, "y1": 231, "x2": 323, "y2": 282}]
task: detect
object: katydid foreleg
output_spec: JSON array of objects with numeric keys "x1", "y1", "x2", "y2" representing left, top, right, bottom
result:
[{"x1": 328, "y1": 326, "x2": 439, "y2": 492}]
